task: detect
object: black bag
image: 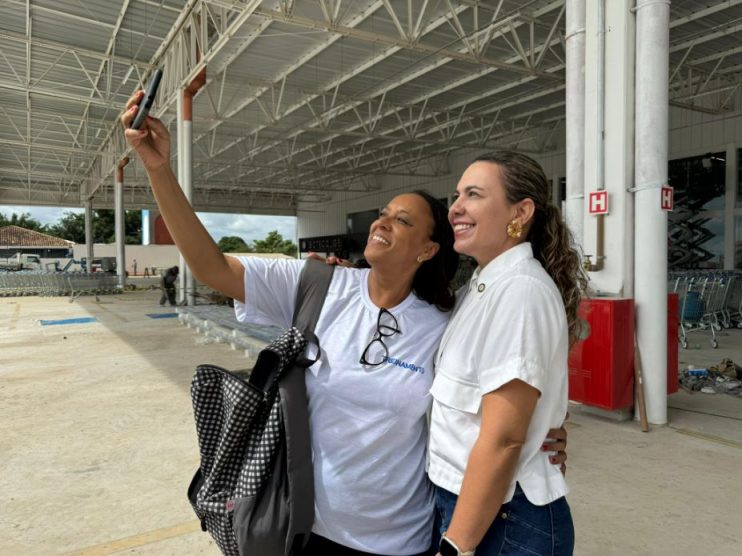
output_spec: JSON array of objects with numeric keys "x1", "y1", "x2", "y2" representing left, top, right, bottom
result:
[{"x1": 188, "y1": 260, "x2": 334, "y2": 555}]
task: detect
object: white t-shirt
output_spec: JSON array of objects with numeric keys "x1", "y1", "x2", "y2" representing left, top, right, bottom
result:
[
  {"x1": 427, "y1": 242, "x2": 569, "y2": 506},
  {"x1": 234, "y1": 257, "x2": 450, "y2": 555}
]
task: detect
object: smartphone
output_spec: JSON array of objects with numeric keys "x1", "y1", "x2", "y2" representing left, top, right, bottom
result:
[{"x1": 129, "y1": 68, "x2": 163, "y2": 130}]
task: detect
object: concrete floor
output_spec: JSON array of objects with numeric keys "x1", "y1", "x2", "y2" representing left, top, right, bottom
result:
[{"x1": 1, "y1": 291, "x2": 741, "y2": 556}]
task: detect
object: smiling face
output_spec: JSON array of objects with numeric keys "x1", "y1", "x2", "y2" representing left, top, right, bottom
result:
[
  {"x1": 364, "y1": 193, "x2": 440, "y2": 271},
  {"x1": 449, "y1": 161, "x2": 534, "y2": 267}
]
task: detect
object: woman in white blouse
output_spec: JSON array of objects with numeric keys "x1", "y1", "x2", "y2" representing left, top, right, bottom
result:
[{"x1": 431, "y1": 152, "x2": 587, "y2": 556}]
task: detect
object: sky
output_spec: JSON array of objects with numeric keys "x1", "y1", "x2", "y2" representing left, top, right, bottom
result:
[{"x1": 0, "y1": 205, "x2": 297, "y2": 245}]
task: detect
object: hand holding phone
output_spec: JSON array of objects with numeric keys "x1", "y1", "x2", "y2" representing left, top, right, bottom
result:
[{"x1": 129, "y1": 68, "x2": 163, "y2": 130}]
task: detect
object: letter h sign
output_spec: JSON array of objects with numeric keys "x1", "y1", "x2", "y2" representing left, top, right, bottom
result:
[
  {"x1": 588, "y1": 190, "x2": 609, "y2": 215},
  {"x1": 660, "y1": 186, "x2": 674, "y2": 211}
]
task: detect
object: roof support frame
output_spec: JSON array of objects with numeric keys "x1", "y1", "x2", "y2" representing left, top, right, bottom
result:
[
  {"x1": 253, "y1": 6, "x2": 562, "y2": 79},
  {"x1": 669, "y1": 0, "x2": 742, "y2": 29},
  {"x1": 228, "y1": 60, "x2": 565, "y2": 183},
  {"x1": 86, "y1": 0, "x2": 265, "y2": 197},
  {"x1": 201, "y1": 3, "x2": 565, "y2": 181}
]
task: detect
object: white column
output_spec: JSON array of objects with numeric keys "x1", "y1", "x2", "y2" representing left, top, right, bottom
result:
[
  {"x1": 176, "y1": 92, "x2": 186, "y2": 305},
  {"x1": 724, "y1": 143, "x2": 736, "y2": 270},
  {"x1": 84, "y1": 200, "x2": 94, "y2": 273},
  {"x1": 634, "y1": 0, "x2": 670, "y2": 425},
  {"x1": 141, "y1": 209, "x2": 150, "y2": 245},
  {"x1": 583, "y1": 0, "x2": 635, "y2": 294},
  {"x1": 565, "y1": 0, "x2": 585, "y2": 246},
  {"x1": 114, "y1": 177, "x2": 126, "y2": 287},
  {"x1": 183, "y1": 117, "x2": 196, "y2": 306}
]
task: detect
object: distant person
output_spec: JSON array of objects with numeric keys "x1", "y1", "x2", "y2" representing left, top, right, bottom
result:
[
  {"x1": 160, "y1": 265, "x2": 179, "y2": 306},
  {"x1": 132, "y1": 259, "x2": 138, "y2": 276}
]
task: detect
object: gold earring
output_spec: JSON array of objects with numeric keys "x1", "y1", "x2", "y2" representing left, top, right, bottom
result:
[
  {"x1": 506, "y1": 219, "x2": 523, "y2": 239},
  {"x1": 416, "y1": 255, "x2": 424, "y2": 263}
]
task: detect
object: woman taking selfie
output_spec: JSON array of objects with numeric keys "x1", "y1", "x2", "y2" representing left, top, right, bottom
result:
[{"x1": 122, "y1": 91, "x2": 569, "y2": 556}]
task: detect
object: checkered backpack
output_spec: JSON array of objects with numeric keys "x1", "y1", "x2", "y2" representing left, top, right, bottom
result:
[{"x1": 187, "y1": 260, "x2": 334, "y2": 556}]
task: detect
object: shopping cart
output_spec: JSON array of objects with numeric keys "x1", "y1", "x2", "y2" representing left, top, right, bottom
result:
[{"x1": 675, "y1": 274, "x2": 718, "y2": 349}]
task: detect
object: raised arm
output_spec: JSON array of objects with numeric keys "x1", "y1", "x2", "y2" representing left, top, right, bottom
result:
[{"x1": 121, "y1": 90, "x2": 245, "y2": 302}]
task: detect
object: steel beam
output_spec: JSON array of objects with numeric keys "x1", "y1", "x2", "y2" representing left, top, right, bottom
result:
[{"x1": 253, "y1": 7, "x2": 562, "y2": 79}]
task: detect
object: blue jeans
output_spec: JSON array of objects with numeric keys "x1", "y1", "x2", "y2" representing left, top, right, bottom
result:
[{"x1": 434, "y1": 484, "x2": 574, "y2": 555}]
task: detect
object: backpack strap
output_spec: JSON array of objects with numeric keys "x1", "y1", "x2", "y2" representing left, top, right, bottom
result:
[
  {"x1": 280, "y1": 258, "x2": 334, "y2": 555},
  {"x1": 291, "y1": 259, "x2": 334, "y2": 368},
  {"x1": 292, "y1": 258, "x2": 334, "y2": 332}
]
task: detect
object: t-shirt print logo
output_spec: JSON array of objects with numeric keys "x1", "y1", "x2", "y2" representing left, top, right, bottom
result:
[{"x1": 382, "y1": 355, "x2": 425, "y2": 374}]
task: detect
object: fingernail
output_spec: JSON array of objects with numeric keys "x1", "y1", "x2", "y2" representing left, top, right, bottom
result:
[{"x1": 138, "y1": 130, "x2": 147, "y2": 135}]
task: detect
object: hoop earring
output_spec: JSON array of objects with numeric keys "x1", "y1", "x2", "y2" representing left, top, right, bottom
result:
[
  {"x1": 416, "y1": 255, "x2": 424, "y2": 263},
  {"x1": 506, "y1": 219, "x2": 523, "y2": 239}
]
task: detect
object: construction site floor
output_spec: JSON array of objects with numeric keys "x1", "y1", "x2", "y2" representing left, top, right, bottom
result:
[{"x1": 1, "y1": 291, "x2": 741, "y2": 556}]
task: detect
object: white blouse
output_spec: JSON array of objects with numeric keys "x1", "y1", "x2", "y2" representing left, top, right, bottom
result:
[{"x1": 428, "y1": 242, "x2": 570, "y2": 506}]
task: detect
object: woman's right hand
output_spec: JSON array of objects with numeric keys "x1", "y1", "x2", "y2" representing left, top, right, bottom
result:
[{"x1": 121, "y1": 90, "x2": 171, "y2": 172}]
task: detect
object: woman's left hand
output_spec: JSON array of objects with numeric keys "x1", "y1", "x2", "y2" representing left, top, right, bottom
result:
[{"x1": 543, "y1": 413, "x2": 569, "y2": 475}]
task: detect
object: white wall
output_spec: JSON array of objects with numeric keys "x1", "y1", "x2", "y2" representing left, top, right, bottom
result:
[
  {"x1": 71, "y1": 244, "x2": 180, "y2": 275},
  {"x1": 297, "y1": 146, "x2": 567, "y2": 240},
  {"x1": 669, "y1": 107, "x2": 742, "y2": 158}
]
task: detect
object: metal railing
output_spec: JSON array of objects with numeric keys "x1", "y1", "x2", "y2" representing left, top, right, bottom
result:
[
  {"x1": 668, "y1": 270, "x2": 742, "y2": 349},
  {"x1": 0, "y1": 270, "x2": 120, "y2": 299}
]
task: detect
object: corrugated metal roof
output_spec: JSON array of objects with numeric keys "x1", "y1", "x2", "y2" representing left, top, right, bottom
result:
[{"x1": 0, "y1": 0, "x2": 740, "y2": 213}]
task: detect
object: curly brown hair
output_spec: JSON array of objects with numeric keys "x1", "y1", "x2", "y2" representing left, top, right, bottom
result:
[{"x1": 472, "y1": 151, "x2": 589, "y2": 346}]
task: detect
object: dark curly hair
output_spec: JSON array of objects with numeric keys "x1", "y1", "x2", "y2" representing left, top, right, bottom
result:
[
  {"x1": 472, "y1": 152, "x2": 588, "y2": 346},
  {"x1": 410, "y1": 190, "x2": 459, "y2": 311}
]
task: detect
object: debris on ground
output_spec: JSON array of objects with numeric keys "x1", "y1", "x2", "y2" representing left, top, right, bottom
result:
[{"x1": 679, "y1": 358, "x2": 742, "y2": 396}]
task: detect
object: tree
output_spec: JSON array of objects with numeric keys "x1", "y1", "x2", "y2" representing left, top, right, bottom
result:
[
  {"x1": 124, "y1": 210, "x2": 143, "y2": 244},
  {"x1": 93, "y1": 209, "x2": 142, "y2": 244},
  {"x1": 46, "y1": 212, "x2": 85, "y2": 243},
  {"x1": 45, "y1": 209, "x2": 142, "y2": 244},
  {"x1": 0, "y1": 211, "x2": 46, "y2": 232},
  {"x1": 252, "y1": 230, "x2": 298, "y2": 257},
  {"x1": 218, "y1": 236, "x2": 249, "y2": 253}
]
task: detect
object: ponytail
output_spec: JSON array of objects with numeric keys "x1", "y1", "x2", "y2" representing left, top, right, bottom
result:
[
  {"x1": 472, "y1": 152, "x2": 588, "y2": 346},
  {"x1": 529, "y1": 204, "x2": 588, "y2": 347}
]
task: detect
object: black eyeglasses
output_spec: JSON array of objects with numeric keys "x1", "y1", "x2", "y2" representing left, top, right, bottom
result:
[{"x1": 360, "y1": 308, "x2": 401, "y2": 367}]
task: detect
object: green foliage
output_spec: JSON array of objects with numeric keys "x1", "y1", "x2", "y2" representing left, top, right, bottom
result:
[
  {"x1": 46, "y1": 212, "x2": 85, "y2": 243},
  {"x1": 92, "y1": 209, "x2": 142, "y2": 244},
  {"x1": 0, "y1": 212, "x2": 45, "y2": 232},
  {"x1": 218, "y1": 235, "x2": 250, "y2": 253},
  {"x1": 41, "y1": 209, "x2": 142, "y2": 244},
  {"x1": 252, "y1": 230, "x2": 298, "y2": 257}
]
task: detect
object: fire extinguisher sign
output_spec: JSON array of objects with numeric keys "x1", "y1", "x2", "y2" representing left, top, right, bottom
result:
[{"x1": 660, "y1": 186, "x2": 674, "y2": 211}]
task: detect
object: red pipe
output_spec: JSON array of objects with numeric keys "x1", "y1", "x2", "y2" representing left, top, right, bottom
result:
[
  {"x1": 116, "y1": 156, "x2": 130, "y2": 183},
  {"x1": 183, "y1": 67, "x2": 207, "y2": 121}
]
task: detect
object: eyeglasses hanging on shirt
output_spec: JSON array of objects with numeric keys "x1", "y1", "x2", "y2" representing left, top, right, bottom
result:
[{"x1": 360, "y1": 307, "x2": 401, "y2": 367}]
